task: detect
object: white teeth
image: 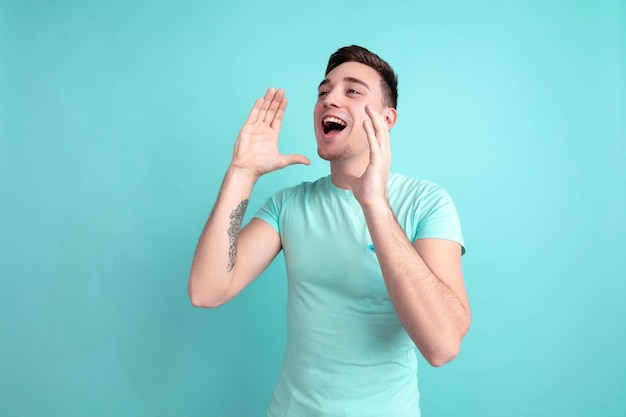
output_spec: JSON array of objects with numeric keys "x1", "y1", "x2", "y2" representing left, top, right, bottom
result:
[{"x1": 323, "y1": 116, "x2": 347, "y2": 126}]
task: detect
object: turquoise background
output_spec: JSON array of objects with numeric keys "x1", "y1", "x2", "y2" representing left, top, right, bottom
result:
[{"x1": 1, "y1": 0, "x2": 625, "y2": 416}]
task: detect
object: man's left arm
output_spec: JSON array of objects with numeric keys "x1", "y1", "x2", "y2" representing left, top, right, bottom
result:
[
  {"x1": 347, "y1": 104, "x2": 470, "y2": 367},
  {"x1": 364, "y1": 205, "x2": 470, "y2": 367}
]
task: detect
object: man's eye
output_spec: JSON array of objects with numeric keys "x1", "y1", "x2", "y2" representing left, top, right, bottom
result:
[
  {"x1": 318, "y1": 91, "x2": 328, "y2": 97},
  {"x1": 348, "y1": 89, "x2": 360, "y2": 95}
]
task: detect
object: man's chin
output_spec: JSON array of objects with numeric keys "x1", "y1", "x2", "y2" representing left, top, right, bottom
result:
[
  {"x1": 317, "y1": 147, "x2": 351, "y2": 162},
  {"x1": 317, "y1": 148, "x2": 331, "y2": 161}
]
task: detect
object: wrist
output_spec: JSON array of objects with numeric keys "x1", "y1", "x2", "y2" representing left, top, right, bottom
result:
[
  {"x1": 359, "y1": 196, "x2": 392, "y2": 218},
  {"x1": 226, "y1": 164, "x2": 260, "y2": 185}
]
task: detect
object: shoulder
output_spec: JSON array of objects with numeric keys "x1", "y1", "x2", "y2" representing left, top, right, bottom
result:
[
  {"x1": 389, "y1": 173, "x2": 464, "y2": 250},
  {"x1": 266, "y1": 176, "x2": 330, "y2": 204},
  {"x1": 388, "y1": 172, "x2": 452, "y2": 204},
  {"x1": 388, "y1": 172, "x2": 460, "y2": 229}
]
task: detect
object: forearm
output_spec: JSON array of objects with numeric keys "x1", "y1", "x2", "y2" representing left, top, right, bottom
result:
[
  {"x1": 187, "y1": 87, "x2": 307, "y2": 307},
  {"x1": 363, "y1": 203, "x2": 470, "y2": 366},
  {"x1": 188, "y1": 165, "x2": 257, "y2": 307}
]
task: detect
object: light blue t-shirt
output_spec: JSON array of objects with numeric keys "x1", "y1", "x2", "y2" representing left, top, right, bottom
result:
[{"x1": 254, "y1": 172, "x2": 464, "y2": 417}]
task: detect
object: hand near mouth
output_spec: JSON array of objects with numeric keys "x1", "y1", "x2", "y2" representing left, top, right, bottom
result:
[
  {"x1": 344, "y1": 104, "x2": 392, "y2": 208},
  {"x1": 231, "y1": 88, "x2": 310, "y2": 179}
]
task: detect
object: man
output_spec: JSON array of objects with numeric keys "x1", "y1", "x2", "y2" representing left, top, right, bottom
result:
[{"x1": 188, "y1": 45, "x2": 470, "y2": 416}]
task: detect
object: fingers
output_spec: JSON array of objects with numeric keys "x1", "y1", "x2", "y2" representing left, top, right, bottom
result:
[
  {"x1": 364, "y1": 105, "x2": 388, "y2": 141},
  {"x1": 258, "y1": 88, "x2": 277, "y2": 121},
  {"x1": 363, "y1": 118, "x2": 377, "y2": 155},
  {"x1": 244, "y1": 97, "x2": 264, "y2": 125},
  {"x1": 363, "y1": 104, "x2": 391, "y2": 159},
  {"x1": 244, "y1": 88, "x2": 288, "y2": 129},
  {"x1": 363, "y1": 105, "x2": 382, "y2": 155},
  {"x1": 270, "y1": 95, "x2": 288, "y2": 129},
  {"x1": 263, "y1": 88, "x2": 287, "y2": 126}
]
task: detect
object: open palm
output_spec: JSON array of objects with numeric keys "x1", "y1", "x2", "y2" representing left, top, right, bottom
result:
[{"x1": 231, "y1": 88, "x2": 309, "y2": 177}]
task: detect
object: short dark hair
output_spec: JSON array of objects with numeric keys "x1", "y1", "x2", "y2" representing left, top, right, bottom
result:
[{"x1": 325, "y1": 45, "x2": 398, "y2": 109}]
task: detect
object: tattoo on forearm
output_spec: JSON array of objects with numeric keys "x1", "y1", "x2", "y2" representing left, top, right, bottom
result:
[{"x1": 227, "y1": 199, "x2": 248, "y2": 272}]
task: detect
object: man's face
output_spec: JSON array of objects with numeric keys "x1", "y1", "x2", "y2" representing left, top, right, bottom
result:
[{"x1": 314, "y1": 61, "x2": 392, "y2": 162}]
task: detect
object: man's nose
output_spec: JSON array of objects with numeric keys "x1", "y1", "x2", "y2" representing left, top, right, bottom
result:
[{"x1": 323, "y1": 89, "x2": 341, "y2": 108}]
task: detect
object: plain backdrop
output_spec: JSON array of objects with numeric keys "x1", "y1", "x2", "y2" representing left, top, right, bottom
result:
[{"x1": 1, "y1": 0, "x2": 625, "y2": 416}]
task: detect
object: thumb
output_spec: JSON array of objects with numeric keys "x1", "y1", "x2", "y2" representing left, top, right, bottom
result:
[{"x1": 280, "y1": 153, "x2": 311, "y2": 168}]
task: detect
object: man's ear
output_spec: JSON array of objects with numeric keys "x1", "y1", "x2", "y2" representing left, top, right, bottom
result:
[{"x1": 384, "y1": 107, "x2": 397, "y2": 130}]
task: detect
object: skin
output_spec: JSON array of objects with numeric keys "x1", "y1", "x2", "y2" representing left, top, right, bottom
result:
[{"x1": 188, "y1": 62, "x2": 471, "y2": 367}]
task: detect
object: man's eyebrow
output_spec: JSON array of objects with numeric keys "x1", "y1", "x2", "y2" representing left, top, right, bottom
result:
[
  {"x1": 317, "y1": 77, "x2": 371, "y2": 90},
  {"x1": 318, "y1": 78, "x2": 329, "y2": 89},
  {"x1": 344, "y1": 77, "x2": 370, "y2": 90}
]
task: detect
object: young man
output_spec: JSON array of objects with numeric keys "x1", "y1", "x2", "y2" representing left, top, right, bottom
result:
[{"x1": 189, "y1": 45, "x2": 471, "y2": 416}]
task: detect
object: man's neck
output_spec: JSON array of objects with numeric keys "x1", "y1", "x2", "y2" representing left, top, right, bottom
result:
[{"x1": 328, "y1": 157, "x2": 368, "y2": 190}]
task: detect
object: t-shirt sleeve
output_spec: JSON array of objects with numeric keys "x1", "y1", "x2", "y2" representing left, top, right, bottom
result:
[
  {"x1": 253, "y1": 192, "x2": 281, "y2": 234},
  {"x1": 413, "y1": 186, "x2": 466, "y2": 255}
]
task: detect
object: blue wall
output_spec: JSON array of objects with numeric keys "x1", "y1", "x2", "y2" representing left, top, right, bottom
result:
[{"x1": 1, "y1": 0, "x2": 625, "y2": 416}]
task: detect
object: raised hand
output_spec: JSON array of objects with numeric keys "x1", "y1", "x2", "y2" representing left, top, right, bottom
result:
[
  {"x1": 231, "y1": 88, "x2": 310, "y2": 178},
  {"x1": 345, "y1": 104, "x2": 392, "y2": 208}
]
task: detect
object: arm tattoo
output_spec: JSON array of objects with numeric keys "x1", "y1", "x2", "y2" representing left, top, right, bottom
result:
[{"x1": 227, "y1": 199, "x2": 249, "y2": 272}]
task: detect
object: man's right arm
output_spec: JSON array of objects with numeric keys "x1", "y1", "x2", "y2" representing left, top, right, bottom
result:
[
  {"x1": 187, "y1": 166, "x2": 280, "y2": 307},
  {"x1": 187, "y1": 88, "x2": 309, "y2": 308}
]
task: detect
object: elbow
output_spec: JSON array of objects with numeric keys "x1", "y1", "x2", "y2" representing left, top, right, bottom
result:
[
  {"x1": 189, "y1": 293, "x2": 222, "y2": 309},
  {"x1": 187, "y1": 280, "x2": 227, "y2": 309},
  {"x1": 425, "y1": 312, "x2": 472, "y2": 367},
  {"x1": 423, "y1": 342, "x2": 461, "y2": 367},
  {"x1": 422, "y1": 323, "x2": 469, "y2": 367}
]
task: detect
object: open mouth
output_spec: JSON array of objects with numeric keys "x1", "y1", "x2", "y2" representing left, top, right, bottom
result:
[{"x1": 322, "y1": 116, "x2": 347, "y2": 135}]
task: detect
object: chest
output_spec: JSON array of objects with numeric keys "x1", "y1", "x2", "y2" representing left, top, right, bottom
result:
[{"x1": 279, "y1": 195, "x2": 388, "y2": 302}]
